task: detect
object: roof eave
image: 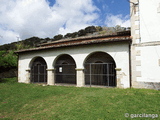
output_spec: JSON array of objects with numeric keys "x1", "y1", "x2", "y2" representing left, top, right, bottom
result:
[{"x1": 15, "y1": 37, "x2": 132, "y2": 54}]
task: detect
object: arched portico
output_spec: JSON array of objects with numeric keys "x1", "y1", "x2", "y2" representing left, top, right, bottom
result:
[
  {"x1": 54, "y1": 54, "x2": 77, "y2": 84},
  {"x1": 30, "y1": 57, "x2": 47, "y2": 83},
  {"x1": 84, "y1": 51, "x2": 116, "y2": 87}
]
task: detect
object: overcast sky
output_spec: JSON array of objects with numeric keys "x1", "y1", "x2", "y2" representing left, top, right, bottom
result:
[{"x1": 0, "y1": 0, "x2": 130, "y2": 45}]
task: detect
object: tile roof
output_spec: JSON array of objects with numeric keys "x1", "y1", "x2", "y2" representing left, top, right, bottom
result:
[{"x1": 16, "y1": 31, "x2": 132, "y2": 53}]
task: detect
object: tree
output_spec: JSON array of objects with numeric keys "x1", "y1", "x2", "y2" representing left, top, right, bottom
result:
[
  {"x1": 64, "y1": 33, "x2": 72, "y2": 38},
  {"x1": 0, "y1": 51, "x2": 17, "y2": 72},
  {"x1": 78, "y1": 29, "x2": 86, "y2": 36},
  {"x1": 54, "y1": 34, "x2": 63, "y2": 40},
  {"x1": 84, "y1": 26, "x2": 96, "y2": 34},
  {"x1": 95, "y1": 26, "x2": 103, "y2": 32},
  {"x1": 15, "y1": 42, "x2": 31, "y2": 50},
  {"x1": 115, "y1": 25, "x2": 126, "y2": 32}
]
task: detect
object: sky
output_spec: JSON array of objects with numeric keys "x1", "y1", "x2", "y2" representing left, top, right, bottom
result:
[{"x1": 0, "y1": 0, "x2": 130, "y2": 45}]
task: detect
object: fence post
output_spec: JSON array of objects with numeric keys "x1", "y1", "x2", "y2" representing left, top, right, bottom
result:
[{"x1": 90, "y1": 64, "x2": 92, "y2": 87}]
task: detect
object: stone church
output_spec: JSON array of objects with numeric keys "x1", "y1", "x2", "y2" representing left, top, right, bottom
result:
[{"x1": 16, "y1": 0, "x2": 160, "y2": 89}]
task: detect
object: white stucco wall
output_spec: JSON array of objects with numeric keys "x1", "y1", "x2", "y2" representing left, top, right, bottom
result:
[
  {"x1": 139, "y1": 0, "x2": 160, "y2": 42},
  {"x1": 18, "y1": 42, "x2": 130, "y2": 88},
  {"x1": 136, "y1": 45, "x2": 160, "y2": 82},
  {"x1": 130, "y1": 0, "x2": 160, "y2": 89},
  {"x1": 137, "y1": 0, "x2": 160, "y2": 83}
]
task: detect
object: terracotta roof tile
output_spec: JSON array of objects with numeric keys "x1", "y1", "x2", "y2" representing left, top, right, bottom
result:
[{"x1": 16, "y1": 32, "x2": 132, "y2": 53}]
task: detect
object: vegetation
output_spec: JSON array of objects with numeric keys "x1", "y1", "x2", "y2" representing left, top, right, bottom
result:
[
  {"x1": 0, "y1": 51, "x2": 17, "y2": 73},
  {"x1": 0, "y1": 37, "x2": 40, "y2": 74},
  {"x1": 0, "y1": 37, "x2": 42, "y2": 51},
  {"x1": 54, "y1": 34, "x2": 63, "y2": 40},
  {"x1": 0, "y1": 78, "x2": 159, "y2": 119},
  {"x1": 0, "y1": 25, "x2": 130, "y2": 76},
  {"x1": 0, "y1": 25, "x2": 130, "y2": 51},
  {"x1": 64, "y1": 32, "x2": 78, "y2": 38}
]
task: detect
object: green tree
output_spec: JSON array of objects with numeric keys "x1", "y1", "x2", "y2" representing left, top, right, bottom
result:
[
  {"x1": 0, "y1": 51, "x2": 17, "y2": 72},
  {"x1": 115, "y1": 25, "x2": 126, "y2": 32},
  {"x1": 84, "y1": 26, "x2": 96, "y2": 33},
  {"x1": 95, "y1": 26, "x2": 103, "y2": 32},
  {"x1": 78, "y1": 29, "x2": 86, "y2": 36},
  {"x1": 54, "y1": 34, "x2": 63, "y2": 40}
]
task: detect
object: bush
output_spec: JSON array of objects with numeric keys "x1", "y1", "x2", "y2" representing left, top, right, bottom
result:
[
  {"x1": 78, "y1": 29, "x2": 86, "y2": 36},
  {"x1": 84, "y1": 26, "x2": 96, "y2": 33},
  {"x1": 0, "y1": 51, "x2": 17, "y2": 72},
  {"x1": 53, "y1": 34, "x2": 63, "y2": 40},
  {"x1": 96, "y1": 26, "x2": 103, "y2": 32}
]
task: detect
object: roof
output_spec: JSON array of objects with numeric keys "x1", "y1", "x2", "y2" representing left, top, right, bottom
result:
[{"x1": 16, "y1": 31, "x2": 132, "y2": 53}]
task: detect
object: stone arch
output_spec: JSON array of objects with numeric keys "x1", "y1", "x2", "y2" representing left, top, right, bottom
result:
[
  {"x1": 84, "y1": 51, "x2": 116, "y2": 65},
  {"x1": 54, "y1": 54, "x2": 77, "y2": 84},
  {"x1": 29, "y1": 56, "x2": 47, "y2": 68},
  {"x1": 30, "y1": 56, "x2": 47, "y2": 83},
  {"x1": 84, "y1": 51, "x2": 116, "y2": 87}
]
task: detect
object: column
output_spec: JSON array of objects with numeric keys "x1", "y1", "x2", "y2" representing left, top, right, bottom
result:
[
  {"x1": 76, "y1": 68, "x2": 85, "y2": 87},
  {"x1": 47, "y1": 69, "x2": 55, "y2": 85},
  {"x1": 115, "y1": 68, "x2": 123, "y2": 88},
  {"x1": 25, "y1": 69, "x2": 31, "y2": 83}
]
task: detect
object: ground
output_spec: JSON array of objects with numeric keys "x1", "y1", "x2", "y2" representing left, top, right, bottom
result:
[{"x1": 0, "y1": 78, "x2": 159, "y2": 119}]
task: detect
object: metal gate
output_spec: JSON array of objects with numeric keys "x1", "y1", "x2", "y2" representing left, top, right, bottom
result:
[
  {"x1": 31, "y1": 64, "x2": 47, "y2": 83},
  {"x1": 55, "y1": 64, "x2": 76, "y2": 84},
  {"x1": 84, "y1": 63, "x2": 116, "y2": 87}
]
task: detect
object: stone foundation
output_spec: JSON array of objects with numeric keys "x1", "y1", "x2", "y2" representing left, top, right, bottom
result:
[{"x1": 132, "y1": 82, "x2": 160, "y2": 90}]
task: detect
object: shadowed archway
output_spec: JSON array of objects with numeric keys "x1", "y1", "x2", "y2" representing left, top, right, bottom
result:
[
  {"x1": 84, "y1": 52, "x2": 116, "y2": 87},
  {"x1": 30, "y1": 57, "x2": 47, "y2": 83},
  {"x1": 54, "y1": 54, "x2": 76, "y2": 84}
]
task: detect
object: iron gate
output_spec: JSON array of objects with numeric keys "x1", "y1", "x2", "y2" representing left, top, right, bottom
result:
[
  {"x1": 31, "y1": 64, "x2": 47, "y2": 83},
  {"x1": 84, "y1": 63, "x2": 116, "y2": 87},
  {"x1": 55, "y1": 64, "x2": 76, "y2": 84}
]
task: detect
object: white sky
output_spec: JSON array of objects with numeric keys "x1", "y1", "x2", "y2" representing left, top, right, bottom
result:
[{"x1": 0, "y1": 0, "x2": 130, "y2": 45}]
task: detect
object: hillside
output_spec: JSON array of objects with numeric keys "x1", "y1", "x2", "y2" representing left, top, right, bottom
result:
[{"x1": 0, "y1": 25, "x2": 130, "y2": 51}]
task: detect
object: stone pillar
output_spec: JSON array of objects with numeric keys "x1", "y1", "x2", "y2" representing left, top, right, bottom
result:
[
  {"x1": 25, "y1": 69, "x2": 31, "y2": 83},
  {"x1": 76, "y1": 68, "x2": 85, "y2": 87},
  {"x1": 115, "y1": 68, "x2": 123, "y2": 88},
  {"x1": 46, "y1": 69, "x2": 55, "y2": 85}
]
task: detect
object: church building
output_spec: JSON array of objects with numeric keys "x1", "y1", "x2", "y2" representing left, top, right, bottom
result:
[{"x1": 16, "y1": 0, "x2": 160, "y2": 89}]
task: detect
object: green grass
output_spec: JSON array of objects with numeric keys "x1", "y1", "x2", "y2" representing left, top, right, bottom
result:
[{"x1": 0, "y1": 78, "x2": 160, "y2": 120}]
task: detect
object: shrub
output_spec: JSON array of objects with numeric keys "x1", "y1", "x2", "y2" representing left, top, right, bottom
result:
[
  {"x1": 78, "y1": 29, "x2": 86, "y2": 36},
  {"x1": 53, "y1": 34, "x2": 63, "y2": 40},
  {"x1": 85, "y1": 26, "x2": 96, "y2": 33},
  {"x1": 0, "y1": 51, "x2": 17, "y2": 72}
]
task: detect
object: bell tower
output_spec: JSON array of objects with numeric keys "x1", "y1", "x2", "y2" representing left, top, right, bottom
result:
[{"x1": 130, "y1": 0, "x2": 160, "y2": 89}]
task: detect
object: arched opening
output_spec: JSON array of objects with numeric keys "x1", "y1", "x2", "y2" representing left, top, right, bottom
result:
[
  {"x1": 30, "y1": 57, "x2": 47, "y2": 83},
  {"x1": 54, "y1": 54, "x2": 76, "y2": 84},
  {"x1": 84, "y1": 52, "x2": 116, "y2": 87}
]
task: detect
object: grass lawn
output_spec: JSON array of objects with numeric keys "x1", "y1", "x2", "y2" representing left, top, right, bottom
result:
[{"x1": 0, "y1": 78, "x2": 159, "y2": 120}]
